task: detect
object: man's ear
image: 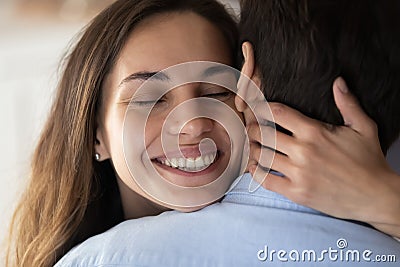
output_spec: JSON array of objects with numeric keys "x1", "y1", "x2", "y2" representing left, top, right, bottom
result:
[
  {"x1": 240, "y1": 41, "x2": 256, "y2": 80},
  {"x1": 95, "y1": 127, "x2": 110, "y2": 161},
  {"x1": 235, "y1": 42, "x2": 260, "y2": 112}
]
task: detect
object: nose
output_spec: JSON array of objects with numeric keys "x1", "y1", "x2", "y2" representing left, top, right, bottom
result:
[
  {"x1": 179, "y1": 117, "x2": 213, "y2": 139},
  {"x1": 167, "y1": 111, "x2": 214, "y2": 139},
  {"x1": 165, "y1": 85, "x2": 214, "y2": 140}
]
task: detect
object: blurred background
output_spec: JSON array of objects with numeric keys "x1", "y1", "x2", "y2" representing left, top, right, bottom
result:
[
  {"x1": 0, "y1": 0, "x2": 117, "y2": 261},
  {"x1": 0, "y1": 0, "x2": 398, "y2": 263}
]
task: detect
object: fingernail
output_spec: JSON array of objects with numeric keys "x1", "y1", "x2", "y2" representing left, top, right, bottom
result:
[
  {"x1": 249, "y1": 165, "x2": 256, "y2": 174},
  {"x1": 336, "y1": 77, "x2": 348, "y2": 93}
]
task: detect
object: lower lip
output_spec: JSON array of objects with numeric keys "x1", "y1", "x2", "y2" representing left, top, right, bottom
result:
[{"x1": 152, "y1": 152, "x2": 222, "y2": 177}]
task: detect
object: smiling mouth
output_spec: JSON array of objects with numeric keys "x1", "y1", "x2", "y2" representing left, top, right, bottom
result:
[{"x1": 153, "y1": 151, "x2": 218, "y2": 172}]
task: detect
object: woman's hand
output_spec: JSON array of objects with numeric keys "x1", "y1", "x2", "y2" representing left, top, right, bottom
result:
[{"x1": 246, "y1": 77, "x2": 400, "y2": 237}]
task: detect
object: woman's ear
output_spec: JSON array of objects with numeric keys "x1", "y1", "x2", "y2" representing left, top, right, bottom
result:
[
  {"x1": 95, "y1": 127, "x2": 110, "y2": 161},
  {"x1": 235, "y1": 42, "x2": 260, "y2": 112}
]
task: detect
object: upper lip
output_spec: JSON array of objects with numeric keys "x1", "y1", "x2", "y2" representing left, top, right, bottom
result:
[{"x1": 151, "y1": 145, "x2": 218, "y2": 160}]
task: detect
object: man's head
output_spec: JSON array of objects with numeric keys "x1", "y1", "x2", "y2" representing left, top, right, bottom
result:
[{"x1": 238, "y1": 0, "x2": 400, "y2": 154}]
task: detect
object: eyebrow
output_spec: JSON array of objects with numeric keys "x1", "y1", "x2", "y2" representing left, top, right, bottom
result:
[
  {"x1": 118, "y1": 65, "x2": 238, "y2": 88},
  {"x1": 118, "y1": 71, "x2": 170, "y2": 88}
]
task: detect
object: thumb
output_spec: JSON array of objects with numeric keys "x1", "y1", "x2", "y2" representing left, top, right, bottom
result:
[
  {"x1": 235, "y1": 95, "x2": 247, "y2": 113},
  {"x1": 333, "y1": 77, "x2": 377, "y2": 136}
]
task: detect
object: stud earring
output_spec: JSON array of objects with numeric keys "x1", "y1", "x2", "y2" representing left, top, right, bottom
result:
[{"x1": 95, "y1": 153, "x2": 101, "y2": 161}]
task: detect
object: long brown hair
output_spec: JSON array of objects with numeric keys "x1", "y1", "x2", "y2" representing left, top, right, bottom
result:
[{"x1": 6, "y1": 1, "x2": 238, "y2": 266}]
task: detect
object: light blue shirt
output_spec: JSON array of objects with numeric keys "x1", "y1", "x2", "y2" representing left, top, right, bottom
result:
[{"x1": 55, "y1": 173, "x2": 400, "y2": 266}]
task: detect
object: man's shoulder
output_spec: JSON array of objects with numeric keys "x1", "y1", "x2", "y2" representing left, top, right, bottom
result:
[
  {"x1": 55, "y1": 174, "x2": 400, "y2": 266},
  {"x1": 54, "y1": 207, "x2": 230, "y2": 266},
  {"x1": 55, "y1": 200, "x2": 400, "y2": 267}
]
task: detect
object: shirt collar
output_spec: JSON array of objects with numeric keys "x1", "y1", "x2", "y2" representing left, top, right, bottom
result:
[{"x1": 223, "y1": 173, "x2": 324, "y2": 215}]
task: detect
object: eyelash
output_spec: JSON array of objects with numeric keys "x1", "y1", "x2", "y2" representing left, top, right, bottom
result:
[
  {"x1": 127, "y1": 91, "x2": 233, "y2": 108},
  {"x1": 130, "y1": 98, "x2": 165, "y2": 107},
  {"x1": 203, "y1": 91, "x2": 233, "y2": 99}
]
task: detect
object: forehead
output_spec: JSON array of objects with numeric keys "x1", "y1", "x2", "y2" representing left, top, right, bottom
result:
[{"x1": 108, "y1": 11, "x2": 232, "y2": 88}]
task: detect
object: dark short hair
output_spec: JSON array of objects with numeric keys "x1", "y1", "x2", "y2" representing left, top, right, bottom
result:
[{"x1": 239, "y1": 0, "x2": 400, "y2": 153}]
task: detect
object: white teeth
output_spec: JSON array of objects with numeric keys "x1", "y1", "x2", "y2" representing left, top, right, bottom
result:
[
  {"x1": 210, "y1": 153, "x2": 216, "y2": 163},
  {"x1": 158, "y1": 152, "x2": 217, "y2": 172},
  {"x1": 186, "y1": 158, "x2": 195, "y2": 169},
  {"x1": 170, "y1": 158, "x2": 178, "y2": 168},
  {"x1": 178, "y1": 158, "x2": 186, "y2": 168},
  {"x1": 194, "y1": 156, "x2": 204, "y2": 168},
  {"x1": 204, "y1": 155, "x2": 211, "y2": 165}
]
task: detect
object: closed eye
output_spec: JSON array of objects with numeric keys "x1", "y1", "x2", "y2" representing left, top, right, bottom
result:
[
  {"x1": 130, "y1": 98, "x2": 166, "y2": 108},
  {"x1": 203, "y1": 91, "x2": 234, "y2": 101},
  {"x1": 131, "y1": 100, "x2": 158, "y2": 106},
  {"x1": 119, "y1": 95, "x2": 167, "y2": 109}
]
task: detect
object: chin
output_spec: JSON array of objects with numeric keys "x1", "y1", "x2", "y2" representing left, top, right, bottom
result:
[{"x1": 172, "y1": 198, "x2": 221, "y2": 213}]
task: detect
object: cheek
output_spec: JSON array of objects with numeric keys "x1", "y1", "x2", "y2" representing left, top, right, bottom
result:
[
  {"x1": 105, "y1": 111, "x2": 151, "y2": 196},
  {"x1": 104, "y1": 109, "x2": 124, "y2": 155},
  {"x1": 103, "y1": 107, "x2": 139, "y2": 182},
  {"x1": 212, "y1": 122, "x2": 231, "y2": 148},
  {"x1": 105, "y1": 120, "x2": 127, "y2": 176},
  {"x1": 144, "y1": 114, "x2": 164, "y2": 145}
]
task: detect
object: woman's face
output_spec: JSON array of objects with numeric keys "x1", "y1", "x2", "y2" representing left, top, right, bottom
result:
[{"x1": 97, "y1": 12, "x2": 242, "y2": 210}]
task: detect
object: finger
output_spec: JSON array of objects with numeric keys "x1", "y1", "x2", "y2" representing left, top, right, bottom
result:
[
  {"x1": 249, "y1": 143, "x2": 274, "y2": 173},
  {"x1": 246, "y1": 156, "x2": 258, "y2": 173},
  {"x1": 269, "y1": 152, "x2": 294, "y2": 178},
  {"x1": 246, "y1": 122, "x2": 275, "y2": 150},
  {"x1": 247, "y1": 123, "x2": 296, "y2": 155},
  {"x1": 249, "y1": 143, "x2": 290, "y2": 175},
  {"x1": 234, "y1": 95, "x2": 247, "y2": 113},
  {"x1": 250, "y1": 163, "x2": 270, "y2": 186},
  {"x1": 333, "y1": 77, "x2": 378, "y2": 136},
  {"x1": 252, "y1": 100, "x2": 275, "y2": 123},
  {"x1": 236, "y1": 74, "x2": 265, "y2": 109},
  {"x1": 267, "y1": 102, "x2": 320, "y2": 138},
  {"x1": 261, "y1": 172, "x2": 291, "y2": 195}
]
